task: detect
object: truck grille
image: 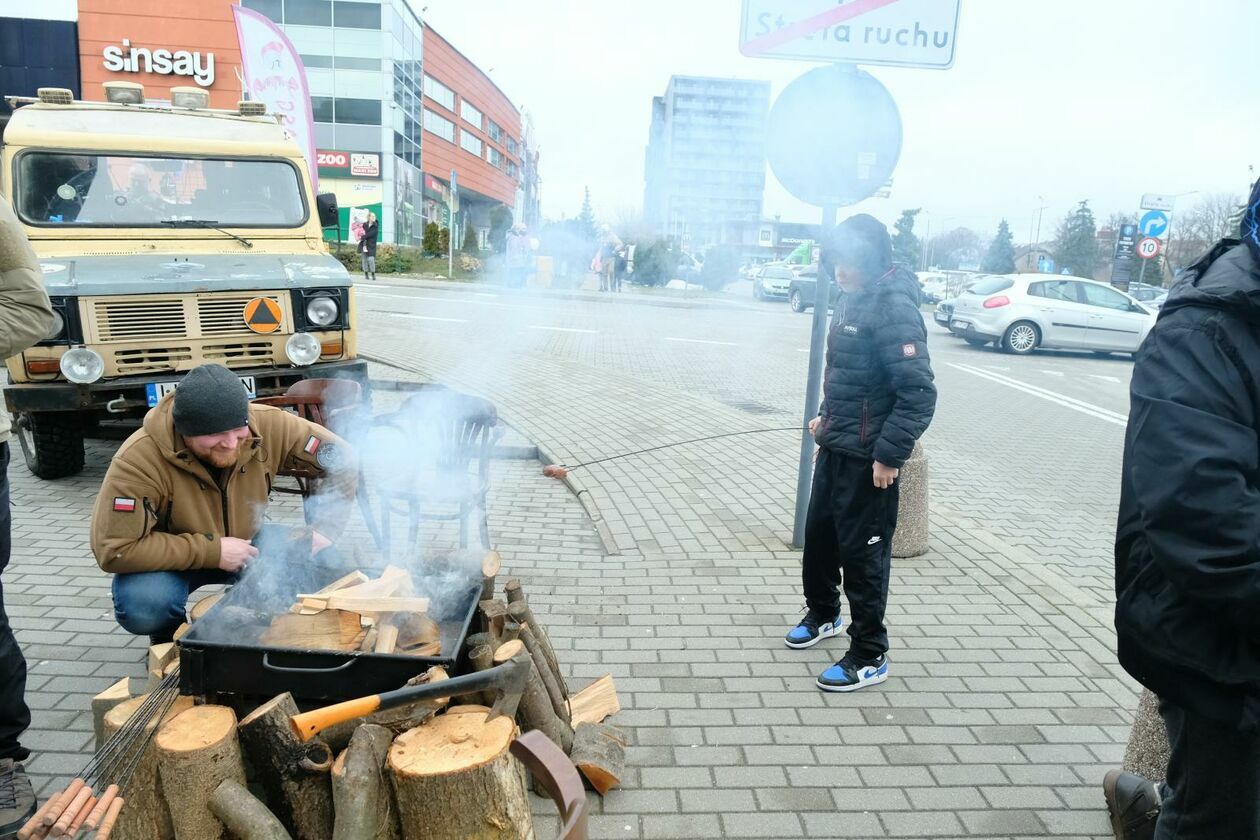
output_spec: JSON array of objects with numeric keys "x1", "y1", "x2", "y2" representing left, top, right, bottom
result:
[
  {"x1": 87, "y1": 293, "x2": 287, "y2": 342},
  {"x1": 203, "y1": 341, "x2": 276, "y2": 368},
  {"x1": 113, "y1": 346, "x2": 194, "y2": 374}
]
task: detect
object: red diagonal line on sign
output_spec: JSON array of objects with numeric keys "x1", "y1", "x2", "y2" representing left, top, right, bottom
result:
[{"x1": 742, "y1": 0, "x2": 904, "y2": 55}]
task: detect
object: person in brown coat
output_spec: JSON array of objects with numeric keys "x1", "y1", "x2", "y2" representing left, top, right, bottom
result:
[
  {"x1": 0, "y1": 199, "x2": 56, "y2": 835},
  {"x1": 90, "y1": 364, "x2": 357, "y2": 644}
]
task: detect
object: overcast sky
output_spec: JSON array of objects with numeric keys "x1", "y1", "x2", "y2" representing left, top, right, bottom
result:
[{"x1": 418, "y1": 0, "x2": 1258, "y2": 240}]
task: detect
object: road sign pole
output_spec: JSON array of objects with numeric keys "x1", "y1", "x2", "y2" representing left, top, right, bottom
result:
[{"x1": 792, "y1": 204, "x2": 836, "y2": 549}]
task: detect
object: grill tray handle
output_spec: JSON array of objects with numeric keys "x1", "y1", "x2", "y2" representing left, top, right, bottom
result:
[{"x1": 262, "y1": 652, "x2": 357, "y2": 674}]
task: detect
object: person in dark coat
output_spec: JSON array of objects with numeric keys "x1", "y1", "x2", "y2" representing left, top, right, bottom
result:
[
  {"x1": 358, "y1": 211, "x2": 379, "y2": 280},
  {"x1": 783, "y1": 213, "x2": 937, "y2": 692},
  {"x1": 1107, "y1": 179, "x2": 1260, "y2": 839}
]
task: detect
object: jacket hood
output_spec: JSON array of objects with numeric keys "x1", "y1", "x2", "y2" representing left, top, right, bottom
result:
[
  {"x1": 1160, "y1": 242, "x2": 1260, "y2": 324},
  {"x1": 1243, "y1": 177, "x2": 1260, "y2": 265},
  {"x1": 879, "y1": 265, "x2": 924, "y2": 306}
]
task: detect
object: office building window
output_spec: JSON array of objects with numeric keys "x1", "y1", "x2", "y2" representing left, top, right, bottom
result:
[
  {"x1": 243, "y1": 0, "x2": 283, "y2": 22},
  {"x1": 488, "y1": 147, "x2": 503, "y2": 167},
  {"x1": 487, "y1": 120, "x2": 502, "y2": 142},
  {"x1": 335, "y1": 56, "x2": 380, "y2": 70},
  {"x1": 423, "y1": 75, "x2": 455, "y2": 110},
  {"x1": 284, "y1": 0, "x2": 331, "y2": 26},
  {"x1": 460, "y1": 132, "x2": 482, "y2": 157},
  {"x1": 300, "y1": 54, "x2": 333, "y2": 69},
  {"x1": 506, "y1": 138, "x2": 519, "y2": 156},
  {"x1": 423, "y1": 109, "x2": 455, "y2": 143},
  {"x1": 334, "y1": 98, "x2": 381, "y2": 125},
  {"x1": 311, "y1": 96, "x2": 334, "y2": 123},
  {"x1": 460, "y1": 100, "x2": 483, "y2": 129},
  {"x1": 333, "y1": 0, "x2": 380, "y2": 28}
]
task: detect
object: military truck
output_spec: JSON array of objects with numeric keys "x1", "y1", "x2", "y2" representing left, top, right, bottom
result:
[{"x1": 1, "y1": 84, "x2": 365, "y2": 478}]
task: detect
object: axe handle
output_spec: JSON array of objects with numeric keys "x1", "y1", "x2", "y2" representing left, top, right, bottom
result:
[{"x1": 290, "y1": 660, "x2": 524, "y2": 741}]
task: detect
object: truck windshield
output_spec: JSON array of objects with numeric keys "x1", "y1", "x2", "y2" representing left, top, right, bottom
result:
[{"x1": 15, "y1": 152, "x2": 306, "y2": 228}]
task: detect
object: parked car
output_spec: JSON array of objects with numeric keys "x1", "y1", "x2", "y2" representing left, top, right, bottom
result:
[
  {"x1": 934, "y1": 298, "x2": 956, "y2": 328},
  {"x1": 1149, "y1": 291, "x2": 1169, "y2": 310},
  {"x1": 948, "y1": 274, "x2": 1156, "y2": 355},
  {"x1": 754, "y1": 265, "x2": 793, "y2": 300},
  {"x1": 917, "y1": 271, "x2": 949, "y2": 303},
  {"x1": 788, "y1": 266, "x2": 835, "y2": 312}
]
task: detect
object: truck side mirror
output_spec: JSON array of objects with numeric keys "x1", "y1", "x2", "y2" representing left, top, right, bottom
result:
[{"x1": 316, "y1": 193, "x2": 339, "y2": 230}]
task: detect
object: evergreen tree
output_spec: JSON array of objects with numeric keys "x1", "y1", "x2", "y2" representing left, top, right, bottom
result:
[
  {"x1": 1052, "y1": 200, "x2": 1101, "y2": 278},
  {"x1": 891, "y1": 208, "x2": 922, "y2": 268},
  {"x1": 981, "y1": 219, "x2": 1017, "y2": 273},
  {"x1": 576, "y1": 187, "x2": 598, "y2": 242},
  {"x1": 461, "y1": 221, "x2": 479, "y2": 254}
]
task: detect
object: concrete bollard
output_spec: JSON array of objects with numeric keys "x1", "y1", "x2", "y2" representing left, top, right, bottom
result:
[{"x1": 892, "y1": 441, "x2": 929, "y2": 558}]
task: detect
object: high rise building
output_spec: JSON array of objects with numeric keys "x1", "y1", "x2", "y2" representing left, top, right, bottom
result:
[{"x1": 643, "y1": 75, "x2": 770, "y2": 250}]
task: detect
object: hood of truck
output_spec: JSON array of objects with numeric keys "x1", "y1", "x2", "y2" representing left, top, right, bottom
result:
[{"x1": 38, "y1": 252, "x2": 351, "y2": 296}]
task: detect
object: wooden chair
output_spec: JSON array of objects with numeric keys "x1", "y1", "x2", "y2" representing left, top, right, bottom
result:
[{"x1": 510, "y1": 731, "x2": 589, "y2": 840}]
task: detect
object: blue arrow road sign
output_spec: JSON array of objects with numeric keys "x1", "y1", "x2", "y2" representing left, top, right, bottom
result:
[{"x1": 1140, "y1": 210, "x2": 1169, "y2": 238}]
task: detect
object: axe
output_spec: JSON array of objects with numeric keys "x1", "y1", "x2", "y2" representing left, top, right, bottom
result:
[{"x1": 289, "y1": 654, "x2": 530, "y2": 742}]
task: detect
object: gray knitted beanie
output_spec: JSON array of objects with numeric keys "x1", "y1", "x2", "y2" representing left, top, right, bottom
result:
[{"x1": 172, "y1": 364, "x2": 251, "y2": 436}]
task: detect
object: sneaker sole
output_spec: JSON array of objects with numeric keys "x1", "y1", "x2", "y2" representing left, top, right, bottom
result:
[
  {"x1": 1102, "y1": 769, "x2": 1126, "y2": 840},
  {"x1": 783, "y1": 622, "x2": 842, "y2": 650},
  {"x1": 816, "y1": 671, "x2": 888, "y2": 693}
]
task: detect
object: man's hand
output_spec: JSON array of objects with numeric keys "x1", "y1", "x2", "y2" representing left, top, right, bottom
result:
[
  {"x1": 809, "y1": 416, "x2": 821, "y2": 436},
  {"x1": 311, "y1": 531, "x2": 333, "y2": 556},
  {"x1": 220, "y1": 537, "x2": 259, "y2": 573},
  {"x1": 873, "y1": 461, "x2": 899, "y2": 490}
]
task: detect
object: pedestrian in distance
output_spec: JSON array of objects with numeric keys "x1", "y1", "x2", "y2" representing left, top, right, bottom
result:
[
  {"x1": 1108, "y1": 178, "x2": 1260, "y2": 840},
  {"x1": 784, "y1": 213, "x2": 937, "y2": 692},
  {"x1": 359, "y1": 211, "x2": 379, "y2": 280},
  {"x1": 595, "y1": 224, "x2": 623, "y2": 292},
  {"x1": 0, "y1": 200, "x2": 56, "y2": 834},
  {"x1": 89, "y1": 364, "x2": 358, "y2": 645},
  {"x1": 505, "y1": 222, "x2": 530, "y2": 288}
]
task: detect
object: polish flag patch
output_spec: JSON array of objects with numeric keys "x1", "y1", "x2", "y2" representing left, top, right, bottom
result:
[
  {"x1": 113, "y1": 497, "x2": 136, "y2": 513},
  {"x1": 304, "y1": 435, "x2": 322, "y2": 455},
  {"x1": 902, "y1": 343, "x2": 917, "y2": 358}
]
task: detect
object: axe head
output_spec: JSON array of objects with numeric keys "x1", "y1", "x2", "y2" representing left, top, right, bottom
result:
[{"x1": 486, "y1": 654, "x2": 529, "y2": 723}]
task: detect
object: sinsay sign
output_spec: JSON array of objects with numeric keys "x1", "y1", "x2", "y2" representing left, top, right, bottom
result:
[{"x1": 103, "y1": 40, "x2": 216, "y2": 88}]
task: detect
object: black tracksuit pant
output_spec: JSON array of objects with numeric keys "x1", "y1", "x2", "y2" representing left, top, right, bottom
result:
[
  {"x1": 0, "y1": 443, "x2": 30, "y2": 760},
  {"x1": 802, "y1": 447, "x2": 898, "y2": 662}
]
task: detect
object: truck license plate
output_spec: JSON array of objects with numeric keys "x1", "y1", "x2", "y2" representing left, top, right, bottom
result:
[{"x1": 146, "y1": 375, "x2": 256, "y2": 408}]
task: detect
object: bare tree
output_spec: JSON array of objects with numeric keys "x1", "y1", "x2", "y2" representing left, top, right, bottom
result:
[{"x1": 1168, "y1": 192, "x2": 1243, "y2": 268}]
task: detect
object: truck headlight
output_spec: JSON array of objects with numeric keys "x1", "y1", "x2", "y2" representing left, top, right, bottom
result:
[
  {"x1": 305, "y1": 296, "x2": 339, "y2": 327},
  {"x1": 45, "y1": 311, "x2": 65, "y2": 341},
  {"x1": 285, "y1": 333, "x2": 321, "y2": 366},
  {"x1": 59, "y1": 347, "x2": 104, "y2": 383}
]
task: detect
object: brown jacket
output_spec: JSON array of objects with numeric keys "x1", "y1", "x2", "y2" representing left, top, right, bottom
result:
[
  {"x1": 91, "y1": 396, "x2": 357, "y2": 574},
  {"x1": 0, "y1": 200, "x2": 55, "y2": 442}
]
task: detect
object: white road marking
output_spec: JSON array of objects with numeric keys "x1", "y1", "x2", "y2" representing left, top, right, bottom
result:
[
  {"x1": 528, "y1": 325, "x2": 598, "y2": 334},
  {"x1": 797, "y1": 348, "x2": 811, "y2": 353},
  {"x1": 1039, "y1": 369, "x2": 1065, "y2": 377},
  {"x1": 664, "y1": 337, "x2": 738, "y2": 346},
  {"x1": 474, "y1": 292, "x2": 499, "y2": 298},
  {"x1": 383, "y1": 312, "x2": 467, "y2": 323},
  {"x1": 1090, "y1": 374, "x2": 1123, "y2": 384},
  {"x1": 949, "y1": 362, "x2": 1128, "y2": 427}
]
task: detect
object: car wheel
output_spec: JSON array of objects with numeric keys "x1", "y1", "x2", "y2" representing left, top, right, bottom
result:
[
  {"x1": 789, "y1": 290, "x2": 806, "y2": 313},
  {"x1": 1002, "y1": 321, "x2": 1040, "y2": 355},
  {"x1": 964, "y1": 338, "x2": 989, "y2": 348}
]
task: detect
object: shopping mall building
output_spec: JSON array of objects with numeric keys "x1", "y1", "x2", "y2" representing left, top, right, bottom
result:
[{"x1": 0, "y1": 0, "x2": 541, "y2": 246}]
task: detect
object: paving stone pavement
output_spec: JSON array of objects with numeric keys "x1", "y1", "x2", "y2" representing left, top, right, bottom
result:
[{"x1": 11, "y1": 296, "x2": 1139, "y2": 838}]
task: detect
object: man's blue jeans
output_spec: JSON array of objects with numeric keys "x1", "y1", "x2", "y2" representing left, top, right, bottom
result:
[{"x1": 111, "y1": 569, "x2": 238, "y2": 638}]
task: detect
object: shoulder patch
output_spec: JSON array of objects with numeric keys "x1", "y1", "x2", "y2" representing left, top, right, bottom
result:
[
  {"x1": 113, "y1": 497, "x2": 136, "y2": 513},
  {"x1": 303, "y1": 435, "x2": 321, "y2": 455},
  {"x1": 902, "y1": 343, "x2": 917, "y2": 358}
]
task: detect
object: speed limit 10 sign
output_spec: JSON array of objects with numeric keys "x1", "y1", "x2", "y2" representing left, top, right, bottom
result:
[{"x1": 1137, "y1": 237, "x2": 1163, "y2": 260}]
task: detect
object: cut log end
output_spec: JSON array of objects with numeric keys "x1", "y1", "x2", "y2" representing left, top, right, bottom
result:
[
  {"x1": 154, "y1": 704, "x2": 238, "y2": 752},
  {"x1": 389, "y1": 713, "x2": 517, "y2": 777},
  {"x1": 491, "y1": 639, "x2": 525, "y2": 665}
]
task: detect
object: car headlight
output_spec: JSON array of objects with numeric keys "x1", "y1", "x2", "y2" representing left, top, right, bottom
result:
[
  {"x1": 59, "y1": 347, "x2": 104, "y2": 383},
  {"x1": 285, "y1": 333, "x2": 321, "y2": 366},
  {"x1": 45, "y1": 311, "x2": 65, "y2": 341},
  {"x1": 305, "y1": 295, "x2": 339, "y2": 327}
]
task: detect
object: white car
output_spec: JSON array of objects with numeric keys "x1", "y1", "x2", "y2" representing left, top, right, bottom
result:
[
  {"x1": 917, "y1": 271, "x2": 949, "y2": 303},
  {"x1": 754, "y1": 265, "x2": 793, "y2": 300},
  {"x1": 949, "y1": 274, "x2": 1156, "y2": 355}
]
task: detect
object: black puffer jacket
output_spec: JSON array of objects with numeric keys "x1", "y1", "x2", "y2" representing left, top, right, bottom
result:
[
  {"x1": 1115, "y1": 238, "x2": 1260, "y2": 730},
  {"x1": 814, "y1": 266, "x2": 936, "y2": 468}
]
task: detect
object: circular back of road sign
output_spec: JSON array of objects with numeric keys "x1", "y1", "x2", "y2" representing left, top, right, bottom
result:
[
  {"x1": 1136, "y1": 237, "x2": 1162, "y2": 260},
  {"x1": 243, "y1": 296, "x2": 283, "y2": 333},
  {"x1": 766, "y1": 65, "x2": 902, "y2": 208}
]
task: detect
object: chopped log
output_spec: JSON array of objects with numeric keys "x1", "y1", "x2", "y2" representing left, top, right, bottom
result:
[
  {"x1": 189, "y1": 593, "x2": 223, "y2": 622},
  {"x1": 359, "y1": 626, "x2": 379, "y2": 653},
  {"x1": 388, "y1": 712, "x2": 533, "y2": 840},
  {"x1": 319, "y1": 595, "x2": 429, "y2": 614},
  {"x1": 396, "y1": 614, "x2": 440, "y2": 650},
  {"x1": 154, "y1": 705, "x2": 247, "y2": 840},
  {"x1": 465, "y1": 631, "x2": 493, "y2": 656},
  {"x1": 479, "y1": 599, "x2": 509, "y2": 642},
  {"x1": 512, "y1": 617, "x2": 568, "y2": 724},
  {"x1": 260, "y1": 610, "x2": 363, "y2": 651},
  {"x1": 494, "y1": 641, "x2": 572, "y2": 753},
  {"x1": 315, "y1": 570, "x2": 371, "y2": 595},
  {"x1": 480, "y1": 550, "x2": 501, "y2": 602},
  {"x1": 332, "y1": 724, "x2": 400, "y2": 840},
  {"x1": 173, "y1": 623, "x2": 190, "y2": 641},
  {"x1": 148, "y1": 643, "x2": 177, "y2": 677},
  {"x1": 569, "y1": 675, "x2": 620, "y2": 726},
  {"x1": 502, "y1": 580, "x2": 566, "y2": 697},
  {"x1": 92, "y1": 677, "x2": 131, "y2": 751},
  {"x1": 374, "y1": 614, "x2": 400, "y2": 654},
  {"x1": 468, "y1": 644, "x2": 496, "y2": 706},
  {"x1": 444, "y1": 704, "x2": 491, "y2": 716},
  {"x1": 501, "y1": 620, "x2": 522, "y2": 644},
  {"x1": 237, "y1": 693, "x2": 335, "y2": 840},
  {"x1": 103, "y1": 694, "x2": 194, "y2": 840},
  {"x1": 570, "y1": 722, "x2": 626, "y2": 795},
  {"x1": 318, "y1": 668, "x2": 449, "y2": 753},
  {"x1": 295, "y1": 567, "x2": 409, "y2": 608},
  {"x1": 207, "y1": 779, "x2": 292, "y2": 840}
]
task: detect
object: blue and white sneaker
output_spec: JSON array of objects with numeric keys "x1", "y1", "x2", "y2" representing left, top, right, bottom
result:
[
  {"x1": 783, "y1": 609, "x2": 842, "y2": 649},
  {"x1": 816, "y1": 654, "x2": 889, "y2": 692}
]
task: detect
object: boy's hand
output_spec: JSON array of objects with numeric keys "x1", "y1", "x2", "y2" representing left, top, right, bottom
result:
[
  {"x1": 873, "y1": 461, "x2": 899, "y2": 490},
  {"x1": 311, "y1": 531, "x2": 333, "y2": 556}
]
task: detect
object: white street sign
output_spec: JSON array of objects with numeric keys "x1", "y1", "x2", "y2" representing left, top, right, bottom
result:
[
  {"x1": 1140, "y1": 193, "x2": 1177, "y2": 212},
  {"x1": 1137, "y1": 237, "x2": 1163, "y2": 260},
  {"x1": 740, "y1": 0, "x2": 961, "y2": 69}
]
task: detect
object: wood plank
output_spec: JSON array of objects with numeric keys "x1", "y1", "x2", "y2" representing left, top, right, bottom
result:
[
  {"x1": 322, "y1": 595, "x2": 429, "y2": 614},
  {"x1": 569, "y1": 675, "x2": 620, "y2": 726},
  {"x1": 260, "y1": 610, "x2": 364, "y2": 651},
  {"x1": 314, "y1": 571, "x2": 370, "y2": 595}
]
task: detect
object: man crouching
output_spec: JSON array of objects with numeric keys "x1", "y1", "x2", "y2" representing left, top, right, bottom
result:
[{"x1": 90, "y1": 363, "x2": 357, "y2": 643}]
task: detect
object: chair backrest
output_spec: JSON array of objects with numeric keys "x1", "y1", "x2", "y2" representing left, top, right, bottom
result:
[
  {"x1": 509, "y1": 731, "x2": 588, "y2": 840},
  {"x1": 252, "y1": 379, "x2": 364, "y2": 480},
  {"x1": 396, "y1": 388, "x2": 498, "y2": 471}
]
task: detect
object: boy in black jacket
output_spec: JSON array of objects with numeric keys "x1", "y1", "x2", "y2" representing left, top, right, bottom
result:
[{"x1": 784, "y1": 214, "x2": 937, "y2": 692}]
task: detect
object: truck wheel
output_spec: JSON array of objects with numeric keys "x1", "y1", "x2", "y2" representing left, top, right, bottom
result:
[{"x1": 15, "y1": 412, "x2": 85, "y2": 479}]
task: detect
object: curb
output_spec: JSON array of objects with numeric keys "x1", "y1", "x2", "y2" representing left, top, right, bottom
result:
[{"x1": 534, "y1": 443, "x2": 621, "y2": 557}]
